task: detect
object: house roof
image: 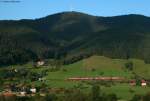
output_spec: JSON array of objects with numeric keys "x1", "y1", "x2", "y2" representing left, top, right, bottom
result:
[
  {"x1": 130, "y1": 80, "x2": 136, "y2": 83},
  {"x1": 3, "y1": 93, "x2": 15, "y2": 97},
  {"x1": 141, "y1": 80, "x2": 146, "y2": 83}
]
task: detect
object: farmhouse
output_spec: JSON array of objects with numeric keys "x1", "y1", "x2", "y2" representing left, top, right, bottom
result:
[
  {"x1": 30, "y1": 88, "x2": 37, "y2": 93},
  {"x1": 2, "y1": 92, "x2": 15, "y2": 97},
  {"x1": 130, "y1": 80, "x2": 136, "y2": 86},
  {"x1": 38, "y1": 77, "x2": 46, "y2": 82},
  {"x1": 37, "y1": 60, "x2": 45, "y2": 66},
  {"x1": 3, "y1": 84, "x2": 12, "y2": 93},
  {"x1": 20, "y1": 91, "x2": 26, "y2": 96},
  {"x1": 141, "y1": 80, "x2": 147, "y2": 87}
]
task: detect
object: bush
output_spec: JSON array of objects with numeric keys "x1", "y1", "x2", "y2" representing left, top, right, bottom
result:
[
  {"x1": 125, "y1": 61, "x2": 133, "y2": 71},
  {"x1": 62, "y1": 68, "x2": 67, "y2": 72},
  {"x1": 107, "y1": 94, "x2": 117, "y2": 101},
  {"x1": 91, "y1": 68, "x2": 96, "y2": 72},
  {"x1": 130, "y1": 94, "x2": 142, "y2": 101},
  {"x1": 143, "y1": 93, "x2": 150, "y2": 101}
]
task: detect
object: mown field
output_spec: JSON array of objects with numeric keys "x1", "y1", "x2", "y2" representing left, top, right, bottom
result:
[
  {"x1": 1, "y1": 55, "x2": 150, "y2": 100},
  {"x1": 43, "y1": 56, "x2": 150, "y2": 86},
  {"x1": 33, "y1": 56, "x2": 150, "y2": 100}
]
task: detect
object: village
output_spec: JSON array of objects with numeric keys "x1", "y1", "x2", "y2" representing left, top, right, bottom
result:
[
  {"x1": 0, "y1": 78, "x2": 148, "y2": 97},
  {"x1": 0, "y1": 58, "x2": 150, "y2": 100},
  {"x1": 0, "y1": 75, "x2": 148, "y2": 98}
]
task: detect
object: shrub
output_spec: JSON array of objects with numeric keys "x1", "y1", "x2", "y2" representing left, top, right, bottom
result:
[{"x1": 125, "y1": 61, "x2": 133, "y2": 71}]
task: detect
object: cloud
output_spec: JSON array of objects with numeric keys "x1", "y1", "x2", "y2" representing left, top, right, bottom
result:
[{"x1": 0, "y1": 0, "x2": 21, "y2": 3}]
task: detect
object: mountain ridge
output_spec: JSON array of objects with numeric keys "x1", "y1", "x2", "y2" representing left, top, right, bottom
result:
[
  {"x1": 1, "y1": 11, "x2": 150, "y2": 66},
  {"x1": 0, "y1": 11, "x2": 149, "y2": 21}
]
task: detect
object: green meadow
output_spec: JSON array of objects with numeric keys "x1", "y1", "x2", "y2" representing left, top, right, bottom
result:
[
  {"x1": 1, "y1": 55, "x2": 150, "y2": 100},
  {"x1": 32, "y1": 56, "x2": 150, "y2": 100}
]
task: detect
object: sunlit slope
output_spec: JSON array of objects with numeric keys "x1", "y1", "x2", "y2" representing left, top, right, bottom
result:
[
  {"x1": 46, "y1": 55, "x2": 150, "y2": 84},
  {"x1": 33, "y1": 55, "x2": 150, "y2": 100}
]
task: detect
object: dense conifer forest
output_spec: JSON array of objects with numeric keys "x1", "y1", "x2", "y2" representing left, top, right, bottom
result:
[{"x1": 1, "y1": 12, "x2": 150, "y2": 66}]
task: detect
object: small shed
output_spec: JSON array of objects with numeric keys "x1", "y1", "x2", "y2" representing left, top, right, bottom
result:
[
  {"x1": 3, "y1": 92, "x2": 15, "y2": 97},
  {"x1": 20, "y1": 91, "x2": 26, "y2": 96},
  {"x1": 37, "y1": 60, "x2": 45, "y2": 66},
  {"x1": 30, "y1": 88, "x2": 37, "y2": 93},
  {"x1": 130, "y1": 80, "x2": 136, "y2": 86},
  {"x1": 141, "y1": 80, "x2": 147, "y2": 86}
]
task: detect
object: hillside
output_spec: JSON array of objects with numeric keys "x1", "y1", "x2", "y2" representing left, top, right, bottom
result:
[
  {"x1": 42, "y1": 56, "x2": 150, "y2": 100},
  {"x1": 1, "y1": 55, "x2": 150, "y2": 100},
  {"x1": 1, "y1": 12, "x2": 150, "y2": 65}
]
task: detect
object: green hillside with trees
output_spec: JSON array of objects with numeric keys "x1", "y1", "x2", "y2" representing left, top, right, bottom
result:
[
  {"x1": 1, "y1": 55, "x2": 150, "y2": 101},
  {"x1": 1, "y1": 12, "x2": 150, "y2": 66}
]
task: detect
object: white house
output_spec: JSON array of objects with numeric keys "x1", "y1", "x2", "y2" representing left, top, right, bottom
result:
[
  {"x1": 37, "y1": 61, "x2": 45, "y2": 66},
  {"x1": 38, "y1": 77, "x2": 46, "y2": 82},
  {"x1": 20, "y1": 91, "x2": 26, "y2": 96},
  {"x1": 30, "y1": 88, "x2": 37, "y2": 93},
  {"x1": 141, "y1": 80, "x2": 147, "y2": 86}
]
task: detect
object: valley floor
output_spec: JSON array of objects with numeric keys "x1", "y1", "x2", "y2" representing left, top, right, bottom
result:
[{"x1": 1, "y1": 55, "x2": 150, "y2": 100}]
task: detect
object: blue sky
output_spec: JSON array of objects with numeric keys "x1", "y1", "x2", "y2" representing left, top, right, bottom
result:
[{"x1": 0, "y1": 0, "x2": 149, "y2": 20}]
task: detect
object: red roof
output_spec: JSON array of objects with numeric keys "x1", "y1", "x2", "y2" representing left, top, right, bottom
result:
[
  {"x1": 141, "y1": 80, "x2": 146, "y2": 83},
  {"x1": 130, "y1": 80, "x2": 136, "y2": 83},
  {"x1": 3, "y1": 93, "x2": 15, "y2": 97}
]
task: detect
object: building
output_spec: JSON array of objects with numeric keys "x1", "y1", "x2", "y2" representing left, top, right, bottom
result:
[
  {"x1": 30, "y1": 88, "x2": 36, "y2": 93},
  {"x1": 2, "y1": 92, "x2": 15, "y2": 97},
  {"x1": 20, "y1": 91, "x2": 26, "y2": 96},
  {"x1": 38, "y1": 77, "x2": 46, "y2": 82},
  {"x1": 141, "y1": 80, "x2": 147, "y2": 86},
  {"x1": 37, "y1": 60, "x2": 45, "y2": 66},
  {"x1": 130, "y1": 80, "x2": 136, "y2": 86},
  {"x1": 3, "y1": 84, "x2": 12, "y2": 93}
]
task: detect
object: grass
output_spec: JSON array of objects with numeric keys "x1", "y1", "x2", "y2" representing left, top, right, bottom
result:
[
  {"x1": 102, "y1": 84, "x2": 150, "y2": 100},
  {"x1": 44, "y1": 56, "x2": 133, "y2": 84},
  {"x1": 42, "y1": 55, "x2": 150, "y2": 100},
  {"x1": 131, "y1": 59, "x2": 150, "y2": 79},
  {"x1": 1, "y1": 55, "x2": 150, "y2": 100}
]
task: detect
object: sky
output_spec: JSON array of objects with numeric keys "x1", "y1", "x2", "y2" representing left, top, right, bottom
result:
[{"x1": 0, "y1": 0, "x2": 149, "y2": 20}]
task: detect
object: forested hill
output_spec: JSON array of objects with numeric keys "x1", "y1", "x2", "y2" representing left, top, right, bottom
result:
[{"x1": 1, "y1": 11, "x2": 150, "y2": 66}]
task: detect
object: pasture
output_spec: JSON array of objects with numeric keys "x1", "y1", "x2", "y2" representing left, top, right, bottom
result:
[{"x1": 1, "y1": 55, "x2": 150, "y2": 100}]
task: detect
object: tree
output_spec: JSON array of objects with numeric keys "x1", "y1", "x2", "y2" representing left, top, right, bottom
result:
[
  {"x1": 130, "y1": 94, "x2": 142, "y2": 101},
  {"x1": 91, "y1": 84, "x2": 101, "y2": 101},
  {"x1": 143, "y1": 93, "x2": 150, "y2": 101},
  {"x1": 0, "y1": 95, "x2": 5, "y2": 101},
  {"x1": 45, "y1": 94, "x2": 57, "y2": 101},
  {"x1": 125, "y1": 61, "x2": 133, "y2": 71},
  {"x1": 107, "y1": 94, "x2": 117, "y2": 101},
  {"x1": 63, "y1": 89, "x2": 87, "y2": 101}
]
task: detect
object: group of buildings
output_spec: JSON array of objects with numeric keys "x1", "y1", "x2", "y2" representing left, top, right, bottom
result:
[
  {"x1": 0, "y1": 85, "x2": 37, "y2": 97},
  {"x1": 130, "y1": 79, "x2": 147, "y2": 86}
]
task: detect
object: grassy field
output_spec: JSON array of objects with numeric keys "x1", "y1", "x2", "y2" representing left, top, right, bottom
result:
[
  {"x1": 1, "y1": 55, "x2": 150, "y2": 100},
  {"x1": 44, "y1": 56, "x2": 150, "y2": 100}
]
